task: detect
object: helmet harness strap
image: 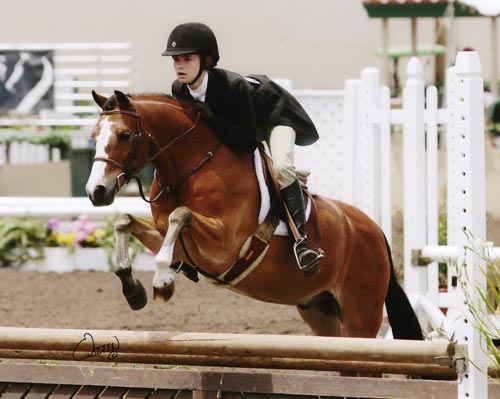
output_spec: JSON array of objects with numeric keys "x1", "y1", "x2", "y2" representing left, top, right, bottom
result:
[{"x1": 188, "y1": 54, "x2": 207, "y2": 86}]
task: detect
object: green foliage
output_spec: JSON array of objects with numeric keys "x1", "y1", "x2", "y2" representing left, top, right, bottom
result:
[
  {"x1": 0, "y1": 218, "x2": 47, "y2": 267},
  {"x1": 453, "y1": 233, "x2": 500, "y2": 374},
  {"x1": 0, "y1": 131, "x2": 71, "y2": 150},
  {"x1": 100, "y1": 215, "x2": 145, "y2": 266},
  {"x1": 393, "y1": 202, "x2": 448, "y2": 286},
  {"x1": 0, "y1": 215, "x2": 146, "y2": 270},
  {"x1": 0, "y1": 133, "x2": 24, "y2": 145},
  {"x1": 438, "y1": 204, "x2": 447, "y2": 245},
  {"x1": 438, "y1": 203, "x2": 448, "y2": 288},
  {"x1": 32, "y1": 132, "x2": 71, "y2": 149}
]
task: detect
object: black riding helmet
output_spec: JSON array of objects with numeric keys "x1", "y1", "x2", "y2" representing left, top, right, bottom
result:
[
  {"x1": 163, "y1": 23, "x2": 219, "y2": 85},
  {"x1": 162, "y1": 22, "x2": 219, "y2": 66}
]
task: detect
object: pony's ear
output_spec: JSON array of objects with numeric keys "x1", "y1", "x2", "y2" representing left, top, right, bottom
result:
[
  {"x1": 92, "y1": 90, "x2": 108, "y2": 109},
  {"x1": 114, "y1": 90, "x2": 132, "y2": 110}
]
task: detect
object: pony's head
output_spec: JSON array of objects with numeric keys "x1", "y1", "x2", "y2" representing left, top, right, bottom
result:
[{"x1": 86, "y1": 90, "x2": 150, "y2": 206}]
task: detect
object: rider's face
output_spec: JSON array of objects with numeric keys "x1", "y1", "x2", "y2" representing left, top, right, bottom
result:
[{"x1": 172, "y1": 53, "x2": 203, "y2": 88}]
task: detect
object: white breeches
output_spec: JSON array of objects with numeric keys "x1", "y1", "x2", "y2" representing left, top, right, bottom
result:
[{"x1": 267, "y1": 125, "x2": 297, "y2": 189}]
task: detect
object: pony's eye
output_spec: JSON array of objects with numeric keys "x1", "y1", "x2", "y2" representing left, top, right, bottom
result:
[{"x1": 118, "y1": 131, "x2": 132, "y2": 143}]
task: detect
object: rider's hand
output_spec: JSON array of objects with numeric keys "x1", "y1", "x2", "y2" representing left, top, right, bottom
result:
[{"x1": 194, "y1": 101, "x2": 214, "y2": 121}]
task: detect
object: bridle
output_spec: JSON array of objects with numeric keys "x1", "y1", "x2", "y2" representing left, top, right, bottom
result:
[
  {"x1": 93, "y1": 109, "x2": 144, "y2": 185},
  {"x1": 93, "y1": 104, "x2": 218, "y2": 203}
]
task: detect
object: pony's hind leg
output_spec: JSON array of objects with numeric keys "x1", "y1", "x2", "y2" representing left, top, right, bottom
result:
[
  {"x1": 296, "y1": 291, "x2": 344, "y2": 337},
  {"x1": 297, "y1": 292, "x2": 385, "y2": 378}
]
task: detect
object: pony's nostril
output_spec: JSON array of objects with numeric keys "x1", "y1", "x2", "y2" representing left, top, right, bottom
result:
[{"x1": 93, "y1": 185, "x2": 106, "y2": 201}]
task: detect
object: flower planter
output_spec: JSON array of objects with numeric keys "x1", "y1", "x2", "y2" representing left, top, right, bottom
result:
[
  {"x1": 21, "y1": 247, "x2": 73, "y2": 273},
  {"x1": 74, "y1": 248, "x2": 110, "y2": 271},
  {"x1": 99, "y1": 250, "x2": 156, "y2": 272},
  {"x1": 1, "y1": 214, "x2": 155, "y2": 273},
  {"x1": 19, "y1": 247, "x2": 154, "y2": 273},
  {"x1": 44, "y1": 247, "x2": 75, "y2": 272}
]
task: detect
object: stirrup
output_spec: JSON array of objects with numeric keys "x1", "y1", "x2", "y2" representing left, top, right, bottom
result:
[{"x1": 293, "y1": 237, "x2": 324, "y2": 277}]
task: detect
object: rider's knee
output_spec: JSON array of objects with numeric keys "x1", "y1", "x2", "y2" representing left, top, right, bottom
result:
[{"x1": 275, "y1": 164, "x2": 297, "y2": 189}]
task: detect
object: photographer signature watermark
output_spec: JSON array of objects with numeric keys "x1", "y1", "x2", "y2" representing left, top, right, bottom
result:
[{"x1": 72, "y1": 332, "x2": 120, "y2": 361}]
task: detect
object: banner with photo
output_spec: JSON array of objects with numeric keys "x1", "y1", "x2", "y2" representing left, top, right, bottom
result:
[{"x1": 0, "y1": 50, "x2": 55, "y2": 115}]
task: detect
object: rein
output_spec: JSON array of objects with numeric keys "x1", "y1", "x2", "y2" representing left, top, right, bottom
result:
[
  {"x1": 132, "y1": 139, "x2": 221, "y2": 203},
  {"x1": 93, "y1": 107, "x2": 219, "y2": 202}
]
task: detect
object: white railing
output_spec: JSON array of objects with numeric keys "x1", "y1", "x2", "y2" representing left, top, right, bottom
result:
[{"x1": 0, "y1": 196, "x2": 150, "y2": 219}]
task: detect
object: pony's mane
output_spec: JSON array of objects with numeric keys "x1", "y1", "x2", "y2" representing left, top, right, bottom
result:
[{"x1": 102, "y1": 92, "x2": 192, "y2": 111}]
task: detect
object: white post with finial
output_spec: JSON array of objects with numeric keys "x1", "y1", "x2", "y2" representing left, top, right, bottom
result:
[
  {"x1": 355, "y1": 67, "x2": 381, "y2": 224},
  {"x1": 403, "y1": 57, "x2": 428, "y2": 297},
  {"x1": 341, "y1": 78, "x2": 360, "y2": 206},
  {"x1": 447, "y1": 50, "x2": 488, "y2": 399}
]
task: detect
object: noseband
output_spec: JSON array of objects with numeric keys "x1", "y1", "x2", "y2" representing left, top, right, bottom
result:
[{"x1": 93, "y1": 105, "x2": 205, "y2": 202}]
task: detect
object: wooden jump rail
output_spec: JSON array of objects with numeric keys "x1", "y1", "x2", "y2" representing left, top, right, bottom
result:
[
  {"x1": 0, "y1": 327, "x2": 455, "y2": 363},
  {"x1": 0, "y1": 327, "x2": 499, "y2": 399}
]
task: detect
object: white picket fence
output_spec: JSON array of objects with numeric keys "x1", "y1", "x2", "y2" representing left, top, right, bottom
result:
[{"x1": 339, "y1": 51, "x2": 493, "y2": 399}]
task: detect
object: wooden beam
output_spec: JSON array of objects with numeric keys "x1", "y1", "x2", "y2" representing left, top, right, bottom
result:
[
  {"x1": 0, "y1": 327, "x2": 454, "y2": 365},
  {"x1": 434, "y1": 18, "x2": 447, "y2": 88},
  {"x1": 2, "y1": 363, "x2": 499, "y2": 399},
  {"x1": 0, "y1": 349, "x2": 459, "y2": 377},
  {"x1": 411, "y1": 17, "x2": 418, "y2": 56},
  {"x1": 381, "y1": 17, "x2": 390, "y2": 86},
  {"x1": 0, "y1": 363, "x2": 462, "y2": 399}
]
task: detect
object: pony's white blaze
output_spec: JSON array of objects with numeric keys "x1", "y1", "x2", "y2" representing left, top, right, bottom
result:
[{"x1": 86, "y1": 117, "x2": 116, "y2": 193}]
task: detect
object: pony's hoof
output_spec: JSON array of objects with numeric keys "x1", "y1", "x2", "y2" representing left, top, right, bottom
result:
[
  {"x1": 153, "y1": 281, "x2": 175, "y2": 303},
  {"x1": 124, "y1": 279, "x2": 148, "y2": 310}
]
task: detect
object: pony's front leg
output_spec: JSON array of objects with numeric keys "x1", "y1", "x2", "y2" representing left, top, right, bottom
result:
[
  {"x1": 153, "y1": 206, "x2": 192, "y2": 301},
  {"x1": 114, "y1": 214, "x2": 148, "y2": 310},
  {"x1": 114, "y1": 214, "x2": 173, "y2": 310}
]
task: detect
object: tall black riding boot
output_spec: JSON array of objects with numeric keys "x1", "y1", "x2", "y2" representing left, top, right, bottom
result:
[{"x1": 280, "y1": 179, "x2": 324, "y2": 277}]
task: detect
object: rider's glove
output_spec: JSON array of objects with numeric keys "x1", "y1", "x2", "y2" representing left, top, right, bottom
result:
[{"x1": 194, "y1": 101, "x2": 214, "y2": 121}]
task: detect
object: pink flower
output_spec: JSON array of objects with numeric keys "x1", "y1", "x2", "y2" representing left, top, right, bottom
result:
[
  {"x1": 75, "y1": 214, "x2": 96, "y2": 234},
  {"x1": 75, "y1": 230, "x2": 89, "y2": 247}
]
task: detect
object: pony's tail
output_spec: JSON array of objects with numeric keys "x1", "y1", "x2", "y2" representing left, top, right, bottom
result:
[{"x1": 383, "y1": 234, "x2": 423, "y2": 340}]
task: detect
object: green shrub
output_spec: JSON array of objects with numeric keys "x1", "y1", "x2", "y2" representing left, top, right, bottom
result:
[{"x1": 0, "y1": 218, "x2": 47, "y2": 267}]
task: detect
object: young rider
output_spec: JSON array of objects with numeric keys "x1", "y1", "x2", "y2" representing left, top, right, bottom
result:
[{"x1": 162, "y1": 22, "x2": 324, "y2": 277}]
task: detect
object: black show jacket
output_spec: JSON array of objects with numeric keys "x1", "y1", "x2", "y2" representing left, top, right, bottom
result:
[{"x1": 171, "y1": 68, "x2": 319, "y2": 153}]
